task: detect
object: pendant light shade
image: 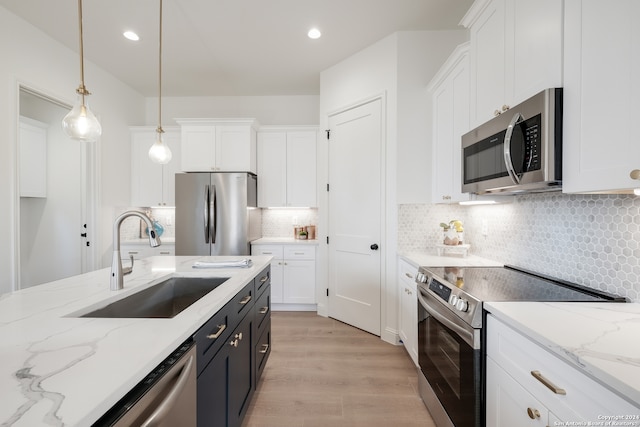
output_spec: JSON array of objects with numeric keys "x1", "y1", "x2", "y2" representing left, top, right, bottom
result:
[
  {"x1": 148, "y1": 0, "x2": 172, "y2": 164},
  {"x1": 62, "y1": 0, "x2": 102, "y2": 142},
  {"x1": 148, "y1": 127, "x2": 172, "y2": 164}
]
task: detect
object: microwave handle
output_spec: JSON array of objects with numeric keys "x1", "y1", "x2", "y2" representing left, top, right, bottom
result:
[{"x1": 504, "y1": 112, "x2": 523, "y2": 185}]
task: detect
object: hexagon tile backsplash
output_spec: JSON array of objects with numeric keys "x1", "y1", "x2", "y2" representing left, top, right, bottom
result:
[{"x1": 398, "y1": 193, "x2": 640, "y2": 302}]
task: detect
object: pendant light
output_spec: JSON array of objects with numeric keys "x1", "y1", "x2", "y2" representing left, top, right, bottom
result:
[
  {"x1": 148, "y1": 0, "x2": 172, "y2": 164},
  {"x1": 62, "y1": 0, "x2": 102, "y2": 142}
]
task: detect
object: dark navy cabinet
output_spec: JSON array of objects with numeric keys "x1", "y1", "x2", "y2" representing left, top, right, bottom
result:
[{"x1": 194, "y1": 266, "x2": 271, "y2": 427}]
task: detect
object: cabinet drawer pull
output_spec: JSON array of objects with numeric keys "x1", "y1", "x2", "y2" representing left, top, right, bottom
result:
[
  {"x1": 259, "y1": 275, "x2": 268, "y2": 283},
  {"x1": 206, "y1": 324, "x2": 227, "y2": 340},
  {"x1": 293, "y1": 252, "x2": 304, "y2": 255},
  {"x1": 235, "y1": 332, "x2": 243, "y2": 341},
  {"x1": 259, "y1": 344, "x2": 269, "y2": 354},
  {"x1": 159, "y1": 251, "x2": 170, "y2": 255},
  {"x1": 405, "y1": 272, "x2": 413, "y2": 279},
  {"x1": 531, "y1": 370, "x2": 566, "y2": 395},
  {"x1": 259, "y1": 306, "x2": 269, "y2": 314},
  {"x1": 527, "y1": 407, "x2": 540, "y2": 420},
  {"x1": 128, "y1": 251, "x2": 139, "y2": 255},
  {"x1": 229, "y1": 339, "x2": 239, "y2": 348},
  {"x1": 239, "y1": 295, "x2": 252, "y2": 305},
  {"x1": 262, "y1": 251, "x2": 273, "y2": 255}
]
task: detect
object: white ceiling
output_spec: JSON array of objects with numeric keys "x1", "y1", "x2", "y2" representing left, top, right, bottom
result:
[{"x1": 1, "y1": 0, "x2": 473, "y2": 97}]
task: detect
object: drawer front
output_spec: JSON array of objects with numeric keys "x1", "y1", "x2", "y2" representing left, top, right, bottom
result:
[
  {"x1": 251, "y1": 245, "x2": 283, "y2": 259},
  {"x1": 254, "y1": 266, "x2": 271, "y2": 297},
  {"x1": 255, "y1": 285, "x2": 270, "y2": 335},
  {"x1": 193, "y1": 304, "x2": 232, "y2": 376},
  {"x1": 486, "y1": 315, "x2": 638, "y2": 421},
  {"x1": 398, "y1": 258, "x2": 418, "y2": 283},
  {"x1": 283, "y1": 245, "x2": 315, "y2": 260},
  {"x1": 228, "y1": 281, "x2": 255, "y2": 323},
  {"x1": 255, "y1": 322, "x2": 271, "y2": 383}
]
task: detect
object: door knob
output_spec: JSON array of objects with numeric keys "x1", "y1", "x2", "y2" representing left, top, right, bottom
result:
[{"x1": 370, "y1": 244, "x2": 379, "y2": 250}]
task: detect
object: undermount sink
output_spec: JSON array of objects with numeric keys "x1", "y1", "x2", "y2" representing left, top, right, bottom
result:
[{"x1": 81, "y1": 277, "x2": 230, "y2": 318}]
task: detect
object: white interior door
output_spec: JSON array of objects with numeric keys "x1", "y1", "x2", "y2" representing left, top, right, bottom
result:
[{"x1": 327, "y1": 98, "x2": 383, "y2": 336}]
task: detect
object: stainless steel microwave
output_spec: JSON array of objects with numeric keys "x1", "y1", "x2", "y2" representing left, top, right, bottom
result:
[{"x1": 461, "y1": 88, "x2": 563, "y2": 195}]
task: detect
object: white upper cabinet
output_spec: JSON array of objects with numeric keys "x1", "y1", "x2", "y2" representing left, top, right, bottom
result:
[
  {"x1": 19, "y1": 116, "x2": 48, "y2": 198},
  {"x1": 257, "y1": 127, "x2": 317, "y2": 207},
  {"x1": 428, "y1": 43, "x2": 471, "y2": 204},
  {"x1": 462, "y1": 0, "x2": 563, "y2": 128},
  {"x1": 130, "y1": 126, "x2": 181, "y2": 207},
  {"x1": 563, "y1": 0, "x2": 640, "y2": 193},
  {"x1": 177, "y1": 119, "x2": 258, "y2": 173}
]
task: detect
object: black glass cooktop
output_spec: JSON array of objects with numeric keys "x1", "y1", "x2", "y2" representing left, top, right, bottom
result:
[{"x1": 424, "y1": 265, "x2": 625, "y2": 303}]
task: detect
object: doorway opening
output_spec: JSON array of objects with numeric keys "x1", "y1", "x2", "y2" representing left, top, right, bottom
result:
[{"x1": 15, "y1": 85, "x2": 98, "y2": 289}]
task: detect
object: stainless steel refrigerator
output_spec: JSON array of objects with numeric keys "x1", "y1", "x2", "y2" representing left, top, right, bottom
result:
[{"x1": 175, "y1": 172, "x2": 261, "y2": 256}]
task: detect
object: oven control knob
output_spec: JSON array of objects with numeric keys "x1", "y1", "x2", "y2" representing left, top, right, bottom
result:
[
  {"x1": 455, "y1": 299, "x2": 469, "y2": 312},
  {"x1": 449, "y1": 295, "x2": 458, "y2": 306}
]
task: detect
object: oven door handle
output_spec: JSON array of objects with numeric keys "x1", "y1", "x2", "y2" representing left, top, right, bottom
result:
[{"x1": 418, "y1": 288, "x2": 476, "y2": 349}]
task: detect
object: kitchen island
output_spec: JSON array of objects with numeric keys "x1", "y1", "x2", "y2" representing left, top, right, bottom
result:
[{"x1": 0, "y1": 255, "x2": 272, "y2": 426}]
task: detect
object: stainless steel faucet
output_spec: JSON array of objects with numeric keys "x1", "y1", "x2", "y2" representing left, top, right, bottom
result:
[{"x1": 110, "y1": 210, "x2": 161, "y2": 291}]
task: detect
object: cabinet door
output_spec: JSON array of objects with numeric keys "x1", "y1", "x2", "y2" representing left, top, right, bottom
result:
[
  {"x1": 161, "y1": 129, "x2": 181, "y2": 206},
  {"x1": 270, "y1": 261, "x2": 285, "y2": 304},
  {"x1": 563, "y1": 0, "x2": 640, "y2": 193},
  {"x1": 181, "y1": 125, "x2": 216, "y2": 172},
  {"x1": 197, "y1": 342, "x2": 229, "y2": 427},
  {"x1": 19, "y1": 117, "x2": 48, "y2": 198},
  {"x1": 228, "y1": 312, "x2": 254, "y2": 427},
  {"x1": 430, "y1": 45, "x2": 470, "y2": 204},
  {"x1": 397, "y1": 259, "x2": 418, "y2": 365},
  {"x1": 486, "y1": 356, "x2": 549, "y2": 426},
  {"x1": 131, "y1": 127, "x2": 181, "y2": 206},
  {"x1": 507, "y1": 0, "x2": 563, "y2": 107},
  {"x1": 283, "y1": 260, "x2": 316, "y2": 304},
  {"x1": 131, "y1": 129, "x2": 163, "y2": 206},
  {"x1": 286, "y1": 131, "x2": 317, "y2": 207},
  {"x1": 257, "y1": 132, "x2": 287, "y2": 207},
  {"x1": 217, "y1": 125, "x2": 256, "y2": 173},
  {"x1": 468, "y1": 0, "x2": 507, "y2": 127}
]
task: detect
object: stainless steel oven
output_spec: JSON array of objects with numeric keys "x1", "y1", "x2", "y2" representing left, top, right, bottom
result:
[
  {"x1": 415, "y1": 265, "x2": 625, "y2": 427},
  {"x1": 417, "y1": 269, "x2": 482, "y2": 427}
]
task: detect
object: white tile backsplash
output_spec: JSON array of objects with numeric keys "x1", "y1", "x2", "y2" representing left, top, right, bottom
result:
[
  {"x1": 399, "y1": 193, "x2": 640, "y2": 302},
  {"x1": 261, "y1": 208, "x2": 318, "y2": 238}
]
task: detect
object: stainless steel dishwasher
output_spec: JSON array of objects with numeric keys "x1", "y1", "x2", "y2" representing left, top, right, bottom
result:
[{"x1": 93, "y1": 340, "x2": 197, "y2": 427}]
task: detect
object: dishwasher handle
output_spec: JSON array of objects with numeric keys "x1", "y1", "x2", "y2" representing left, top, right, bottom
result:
[{"x1": 140, "y1": 350, "x2": 196, "y2": 427}]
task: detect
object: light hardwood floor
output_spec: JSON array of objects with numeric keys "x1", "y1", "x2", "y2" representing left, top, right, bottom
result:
[{"x1": 242, "y1": 312, "x2": 436, "y2": 427}]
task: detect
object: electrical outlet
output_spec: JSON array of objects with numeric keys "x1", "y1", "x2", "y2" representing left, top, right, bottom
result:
[{"x1": 481, "y1": 219, "x2": 488, "y2": 236}]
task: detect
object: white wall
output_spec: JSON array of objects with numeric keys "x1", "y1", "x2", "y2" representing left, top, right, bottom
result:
[
  {"x1": 0, "y1": 6, "x2": 146, "y2": 294},
  {"x1": 319, "y1": 31, "x2": 467, "y2": 344},
  {"x1": 147, "y1": 95, "x2": 320, "y2": 126}
]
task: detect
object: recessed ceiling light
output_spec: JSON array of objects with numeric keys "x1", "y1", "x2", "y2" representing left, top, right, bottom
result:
[
  {"x1": 307, "y1": 28, "x2": 321, "y2": 39},
  {"x1": 123, "y1": 31, "x2": 140, "y2": 41}
]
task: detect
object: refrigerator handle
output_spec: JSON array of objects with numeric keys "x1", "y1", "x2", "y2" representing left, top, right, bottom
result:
[
  {"x1": 210, "y1": 184, "x2": 217, "y2": 244},
  {"x1": 203, "y1": 185, "x2": 210, "y2": 244}
]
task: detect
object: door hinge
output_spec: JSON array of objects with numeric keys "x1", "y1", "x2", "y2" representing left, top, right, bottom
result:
[
  {"x1": 326, "y1": 236, "x2": 329, "y2": 244},
  {"x1": 325, "y1": 129, "x2": 330, "y2": 140},
  {"x1": 326, "y1": 288, "x2": 329, "y2": 297}
]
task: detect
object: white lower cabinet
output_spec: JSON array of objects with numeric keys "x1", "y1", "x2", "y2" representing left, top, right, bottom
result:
[
  {"x1": 397, "y1": 257, "x2": 418, "y2": 366},
  {"x1": 251, "y1": 243, "x2": 316, "y2": 310},
  {"x1": 486, "y1": 314, "x2": 637, "y2": 425}
]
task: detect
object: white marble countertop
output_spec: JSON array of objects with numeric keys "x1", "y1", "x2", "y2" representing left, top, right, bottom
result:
[
  {"x1": 485, "y1": 301, "x2": 640, "y2": 408},
  {"x1": 398, "y1": 250, "x2": 503, "y2": 268},
  {"x1": 252, "y1": 237, "x2": 319, "y2": 245},
  {"x1": 0, "y1": 255, "x2": 272, "y2": 427}
]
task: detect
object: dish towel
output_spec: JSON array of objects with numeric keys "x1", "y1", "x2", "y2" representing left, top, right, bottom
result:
[{"x1": 192, "y1": 259, "x2": 253, "y2": 269}]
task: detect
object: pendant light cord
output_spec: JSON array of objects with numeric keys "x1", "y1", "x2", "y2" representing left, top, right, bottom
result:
[
  {"x1": 76, "y1": 0, "x2": 89, "y2": 100},
  {"x1": 157, "y1": 0, "x2": 164, "y2": 135}
]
